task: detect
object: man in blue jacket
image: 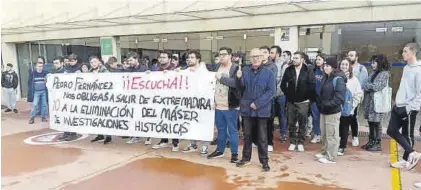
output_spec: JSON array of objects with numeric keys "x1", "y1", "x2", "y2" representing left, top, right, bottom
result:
[{"x1": 235, "y1": 48, "x2": 275, "y2": 172}]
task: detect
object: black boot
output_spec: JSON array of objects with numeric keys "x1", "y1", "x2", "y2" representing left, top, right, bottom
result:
[
  {"x1": 362, "y1": 122, "x2": 374, "y2": 150},
  {"x1": 368, "y1": 123, "x2": 382, "y2": 151},
  {"x1": 367, "y1": 139, "x2": 382, "y2": 151}
]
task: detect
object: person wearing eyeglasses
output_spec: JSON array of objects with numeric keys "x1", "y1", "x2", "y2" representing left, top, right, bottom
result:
[
  {"x1": 207, "y1": 47, "x2": 241, "y2": 163},
  {"x1": 235, "y1": 48, "x2": 275, "y2": 171}
]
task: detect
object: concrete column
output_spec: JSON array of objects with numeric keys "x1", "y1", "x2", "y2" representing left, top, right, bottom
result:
[
  {"x1": 100, "y1": 36, "x2": 121, "y2": 64},
  {"x1": 274, "y1": 26, "x2": 299, "y2": 53},
  {"x1": 1, "y1": 42, "x2": 21, "y2": 102}
]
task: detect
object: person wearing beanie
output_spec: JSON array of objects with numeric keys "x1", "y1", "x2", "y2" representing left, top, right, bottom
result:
[{"x1": 315, "y1": 57, "x2": 346, "y2": 164}]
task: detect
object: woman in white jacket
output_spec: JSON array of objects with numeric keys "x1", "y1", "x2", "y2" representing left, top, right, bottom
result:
[{"x1": 338, "y1": 58, "x2": 363, "y2": 156}]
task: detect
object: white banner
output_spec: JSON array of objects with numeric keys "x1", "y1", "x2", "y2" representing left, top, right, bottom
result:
[{"x1": 46, "y1": 71, "x2": 216, "y2": 141}]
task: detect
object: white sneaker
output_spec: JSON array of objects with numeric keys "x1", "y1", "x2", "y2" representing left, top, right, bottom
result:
[
  {"x1": 152, "y1": 142, "x2": 169, "y2": 149},
  {"x1": 172, "y1": 145, "x2": 180, "y2": 152},
  {"x1": 126, "y1": 137, "x2": 141, "y2": 144},
  {"x1": 252, "y1": 143, "x2": 257, "y2": 148},
  {"x1": 288, "y1": 144, "x2": 296, "y2": 151},
  {"x1": 318, "y1": 157, "x2": 336, "y2": 164},
  {"x1": 268, "y1": 145, "x2": 274, "y2": 152},
  {"x1": 297, "y1": 144, "x2": 305, "y2": 152},
  {"x1": 352, "y1": 137, "x2": 359, "y2": 147},
  {"x1": 407, "y1": 152, "x2": 421, "y2": 170},
  {"x1": 390, "y1": 160, "x2": 409, "y2": 169},
  {"x1": 414, "y1": 182, "x2": 421, "y2": 188},
  {"x1": 315, "y1": 153, "x2": 326, "y2": 159},
  {"x1": 337, "y1": 148, "x2": 345, "y2": 156},
  {"x1": 310, "y1": 135, "x2": 321, "y2": 144},
  {"x1": 144, "y1": 138, "x2": 152, "y2": 145}
]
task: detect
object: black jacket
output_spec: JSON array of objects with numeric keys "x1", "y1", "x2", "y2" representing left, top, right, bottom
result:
[
  {"x1": 213, "y1": 63, "x2": 240, "y2": 109},
  {"x1": 317, "y1": 72, "x2": 346, "y2": 115},
  {"x1": 280, "y1": 64, "x2": 316, "y2": 103},
  {"x1": 2, "y1": 71, "x2": 18, "y2": 89}
]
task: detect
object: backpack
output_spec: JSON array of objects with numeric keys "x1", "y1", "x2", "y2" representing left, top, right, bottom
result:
[{"x1": 333, "y1": 77, "x2": 353, "y2": 117}]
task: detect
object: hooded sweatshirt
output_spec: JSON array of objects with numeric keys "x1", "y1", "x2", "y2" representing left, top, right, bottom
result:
[
  {"x1": 346, "y1": 76, "x2": 364, "y2": 114},
  {"x1": 395, "y1": 60, "x2": 421, "y2": 113}
]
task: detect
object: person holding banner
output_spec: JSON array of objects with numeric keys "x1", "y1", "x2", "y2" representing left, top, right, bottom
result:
[
  {"x1": 235, "y1": 48, "x2": 275, "y2": 172},
  {"x1": 152, "y1": 51, "x2": 180, "y2": 151},
  {"x1": 57, "y1": 54, "x2": 82, "y2": 141},
  {"x1": 126, "y1": 52, "x2": 153, "y2": 145},
  {"x1": 207, "y1": 47, "x2": 241, "y2": 163},
  {"x1": 88, "y1": 56, "x2": 113, "y2": 144},
  {"x1": 180, "y1": 50, "x2": 211, "y2": 155}
]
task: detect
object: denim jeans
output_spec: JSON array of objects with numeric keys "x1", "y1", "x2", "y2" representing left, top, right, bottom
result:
[
  {"x1": 215, "y1": 109, "x2": 239, "y2": 154},
  {"x1": 277, "y1": 96, "x2": 287, "y2": 135},
  {"x1": 310, "y1": 102, "x2": 321, "y2": 135},
  {"x1": 3, "y1": 88, "x2": 16, "y2": 109},
  {"x1": 30, "y1": 90, "x2": 48, "y2": 119}
]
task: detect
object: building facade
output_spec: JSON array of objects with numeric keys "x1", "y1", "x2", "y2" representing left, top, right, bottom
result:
[{"x1": 2, "y1": 0, "x2": 421, "y2": 101}]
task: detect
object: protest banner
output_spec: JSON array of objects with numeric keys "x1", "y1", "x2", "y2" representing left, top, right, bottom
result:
[{"x1": 46, "y1": 71, "x2": 216, "y2": 141}]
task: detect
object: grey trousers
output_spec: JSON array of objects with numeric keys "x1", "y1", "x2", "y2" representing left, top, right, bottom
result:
[{"x1": 3, "y1": 88, "x2": 16, "y2": 109}]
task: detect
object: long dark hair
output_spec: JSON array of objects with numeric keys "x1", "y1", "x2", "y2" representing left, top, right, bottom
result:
[{"x1": 369, "y1": 54, "x2": 390, "y2": 82}]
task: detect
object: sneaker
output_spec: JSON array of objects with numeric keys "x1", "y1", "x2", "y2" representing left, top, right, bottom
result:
[
  {"x1": 252, "y1": 143, "x2": 257, "y2": 148},
  {"x1": 310, "y1": 135, "x2": 321, "y2": 144},
  {"x1": 337, "y1": 148, "x2": 345, "y2": 156},
  {"x1": 210, "y1": 139, "x2": 218, "y2": 145},
  {"x1": 182, "y1": 144, "x2": 198, "y2": 153},
  {"x1": 305, "y1": 130, "x2": 312, "y2": 137},
  {"x1": 236, "y1": 160, "x2": 251, "y2": 168},
  {"x1": 318, "y1": 157, "x2": 336, "y2": 164},
  {"x1": 297, "y1": 144, "x2": 305, "y2": 152},
  {"x1": 58, "y1": 133, "x2": 69, "y2": 141},
  {"x1": 280, "y1": 134, "x2": 287, "y2": 143},
  {"x1": 407, "y1": 152, "x2": 421, "y2": 170},
  {"x1": 42, "y1": 118, "x2": 48, "y2": 122},
  {"x1": 4, "y1": 108, "x2": 12, "y2": 113},
  {"x1": 230, "y1": 153, "x2": 239, "y2": 163},
  {"x1": 200, "y1": 146, "x2": 208, "y2": 156},
  {"x1": 268, "y1": 145, "x2": 274, "y2": 152},
  {"x1": 172, "y1": 144, "x2": 180, "y2": 152},
  {"x1": 144, "y1": 138, "x2": 152, "y2": 145},
  {"x1": 262, "y1": 163, "x2": 270, "y2": 172},
  {"x1": 152, "y1": 142, "x2": 169, "y2": 149},
  {"x1": 414, "y1": 182, "x2": 421, "y2": 188},
  {"x1": 390, "y1": 160, "x2": 409, "y2": 169},
  {"x1": 207, "y1": 151, "x2": 224, "y2": 159},
  {"x1": 288, "y1": 144, "x2": 296, "y2": 151},
  {"x1": 104, "y1": 136, "x2": 112, "y2": 144},
  {"x1": 28, "y1": 119, "x2": 34, "y2": 124},
  {"x1": 315, "y1": 153, "x2": 326, "y2": 159},
  {"x1": 91, "y1": 135, "x2": 105, "y2": 142},
  {"x1": 63, "y1": 133, "x2": 78, "y2": 141},
  {"x1": 352, "y1": 137, "x2": 359, "y2": 147},
  {"x1": 126, "y1": 137, "x2": 141, "y2": 144},
  {"x1": 13, "y1": 109, "x2": 18, "y2": 113}
]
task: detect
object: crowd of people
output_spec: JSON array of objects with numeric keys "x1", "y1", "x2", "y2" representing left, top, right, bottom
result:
[{"x1": 3, "y1": 42, "x2": 421, "y2": 175}]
